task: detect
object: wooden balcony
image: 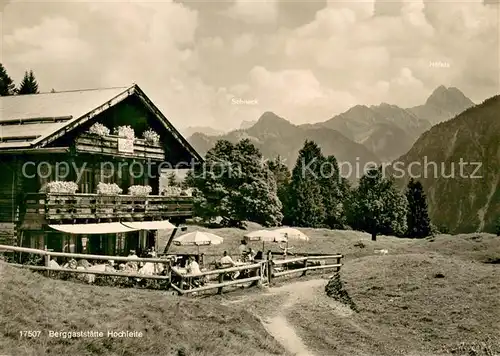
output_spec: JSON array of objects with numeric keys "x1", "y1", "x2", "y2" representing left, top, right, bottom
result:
[
  {"x1": 20, "y1": 193, "x2": 193, "y2": 229},
  {"x1": 74, "y1": 133, "x2": 165, "y2": 161}
]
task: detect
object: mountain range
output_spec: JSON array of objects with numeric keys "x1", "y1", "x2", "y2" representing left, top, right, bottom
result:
[
  {"x1": 391, "y1": 95, "x2": 500, "y2": 234},
  {"x1": 185, "y1": 85, "x2": 500, "y2": 233},
  {"x1": 187, "y1": 86, "x2": 475, "y2": 176}
]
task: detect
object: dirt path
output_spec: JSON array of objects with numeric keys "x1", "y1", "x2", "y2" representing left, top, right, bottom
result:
[{"x1": 223, "y1": 278, "x2": 353, "y2": 356}]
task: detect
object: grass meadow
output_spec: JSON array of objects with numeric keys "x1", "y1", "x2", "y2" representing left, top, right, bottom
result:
[{"x1": 1, "y1": 222, "x2": 499, "y2": 355}]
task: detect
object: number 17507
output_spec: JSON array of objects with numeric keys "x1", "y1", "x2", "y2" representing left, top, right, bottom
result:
[{"x1": 19, "y1": 331, "x2": 41, "y2": 337}]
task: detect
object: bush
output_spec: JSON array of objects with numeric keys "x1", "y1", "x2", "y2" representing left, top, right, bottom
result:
[
  {"x1": 430, "y1": 223, "x2": 440, "y2": 236},
  {"x1": 113, "y1": 125, "x2": 135, "y2": 139},
  {"x1": 88, "y1": 122, "x2": 110, "y2": 137},
  {"x1": 143, "y1": 128, "x2": 160, "y2": 145},
  {"x1": 495, "y1": 217, "x2": 500, "y2": 236},
  {"x1": 436, "y1": 224, "x2": 450, "y2": 234},
  {"x1": 46, "y1": 181, "x2": 78, "y2": 194},
  {"x1": 96, "y1": 182, "x2": 123, "y2": 195},
  {"x1": 128, "y1": 185, "x2": 152, "y2": 196}
]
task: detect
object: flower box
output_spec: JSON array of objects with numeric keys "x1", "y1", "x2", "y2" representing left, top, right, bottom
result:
[
  {"x1": 142, "y1": 129, "x2": 160, "y2": 146},
  {"x1": 128, "y1": 185, "x2": 152, "y2": 196},
  {"x1": 45, "y1": 181, "x2": 78, "y2": 194},
  {"x1": 97, "y1": 182, "x2": 123, "y2": 196},
  {"x1": 88, "y1": 123, "x2": 110, "y2": 137}
]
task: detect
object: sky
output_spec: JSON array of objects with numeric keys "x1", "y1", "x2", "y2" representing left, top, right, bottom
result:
[{"x1": 0, "y1": 0, "x2": 499, "y2": 131}]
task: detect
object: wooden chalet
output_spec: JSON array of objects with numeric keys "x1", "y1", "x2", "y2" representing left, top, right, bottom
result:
[{"x1": 0, "y1": 84, "x2": 202, "y2": 257}]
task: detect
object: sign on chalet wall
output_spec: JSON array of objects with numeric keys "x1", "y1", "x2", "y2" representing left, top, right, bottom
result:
[{"x1": 118, "y1": 138, "x2": 134, "y2": 153}]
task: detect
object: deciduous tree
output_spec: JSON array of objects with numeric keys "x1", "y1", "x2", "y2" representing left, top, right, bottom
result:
[
  {"x1": 186, "y1": 139, "x2": 282, "y2": 227},
  {"x1": 347, "y1": 168, "x2": 408, "y2": 241}
]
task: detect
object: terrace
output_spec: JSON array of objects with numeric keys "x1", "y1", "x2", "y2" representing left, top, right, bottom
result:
[
  {"x1": 20, "y1": 193, "x2": 193, "y2": 228},
  {"x1": 73, "y1": 133, "x2": 165, "y2": 161}
]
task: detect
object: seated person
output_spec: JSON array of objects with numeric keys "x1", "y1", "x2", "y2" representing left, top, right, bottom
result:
[
  {"x1": 278, "y1": 243, "x2": 294, "y2": 257},
  {"x1": 186, "y1": 256, "x2": 204, "y2": 287},
  {"x1": 106, "y1": 259, "x2": 116, "y2": 272},
  {"x1": 220, "y1": 251, "x2": 237, "y2": 267},
  {"x1": 253, "y1": 250, "x2": 264, "y2": 261},
  {"x1": 63, "y1": 258, "x2": 78, "y2": 269},
  {"x1": 48, "y1": 258, "x2": 60, "y2": 269},
  {"x1": 238, "y1": 240, "x2": 249, "y2": 258},
  {"x1": 126, "y1": 250, "x2": 139, "y2": 271},
  {"x1": 187, "y1": 256, "x2": 202, "y2": 274},
  {"x1": 220, "y1": 251, "x2": 240, "y2": 279},
  {"x1": 147, "y1": 248, "x2": 157, "y2": 258},
  {"x1": 247, "y1": 248, "x2": 256, "y2": 262}
]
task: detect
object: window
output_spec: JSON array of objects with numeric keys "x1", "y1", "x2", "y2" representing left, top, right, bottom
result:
[
  {"x1": 78, "y1": 169, "x2": 94, "y2": 194},
  {"x1": 46, "y1": 232, "x2": 63, "y2": 252},
  {"x1": 62, "y1": 234, "x2": 77, "y2": 253},
  {"x1": 116, "y1": 233, "x2": 126, "y2": 255}
]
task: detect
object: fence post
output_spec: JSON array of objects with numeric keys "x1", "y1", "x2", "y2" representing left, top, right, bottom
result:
[
  {"x1": 44, "y1": 245, "x2": 50, "y2": 277},
  {"x1": 258, "y1": 262, "x2": 264, "y2": 287},
  {"x1": 167, "y1": 260, "x2": 172, "y2": 286},
  {"x1": 267, "y1": 251, "x2": 273, "y2": 284},
  {"x1": 336, "y1": 255, "x2": 342, "y2": 272},
  {"x1": 218, "y1": 272, "x2": 225, "y2": 294},
  {"x1": 301, "y1": 256, "x2": 308, "y2": 277}
]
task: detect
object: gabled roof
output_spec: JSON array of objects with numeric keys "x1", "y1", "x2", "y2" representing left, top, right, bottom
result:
[{"x1": 0, "y1": 84, "x2": 202, "y2": 161}]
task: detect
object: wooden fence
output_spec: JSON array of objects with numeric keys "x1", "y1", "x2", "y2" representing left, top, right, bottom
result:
[
  {"x1": 170, "y1": 261, "x2": 266, "y2": 295},
  {"x1": 0, "y1": 244, "x2": 343, "y2": 296},
  {"x1": 270, "y1": 254, "x2": 343, "y2": 278}
]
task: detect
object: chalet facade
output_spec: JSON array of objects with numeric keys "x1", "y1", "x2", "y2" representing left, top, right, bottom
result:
[{"x1": 0, "y1": 84, "x2": 202, "y2": 257}]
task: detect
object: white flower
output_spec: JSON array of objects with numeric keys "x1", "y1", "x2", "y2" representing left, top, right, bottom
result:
[
  {"x1": 143, "y1": 128, "x2": 160, "y2": 145},
  {"x1": 113, "y1": 125, "x2": 135, "y2": 139},
  {"x1": 46, "y1": 181, "x2": 79, "y2": 194},
  {"x1": 128, "y1": 185, "x2": 152, "y2": 196},
  {"x1": 96, "y1": 182, "x2": 123, "y2": 195},
  {"x1": 88, "y1": 123, "x2": 110, "y2": 137}
]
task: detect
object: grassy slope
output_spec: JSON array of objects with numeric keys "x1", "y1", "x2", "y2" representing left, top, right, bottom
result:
[
  {"x1": 162, "y1": 223, "x2": 500, "y2": 265},
  {"x1": 171, "y1": 225, "x2": 500, "y2": 355},
  {"x1": 288, "y1": 253, "x2": 500, "y2": 356},
  {"x1": 283, "y1": 233, "x2": 500, "y2": 356},
  {"x1": 2, "y1": 223, "x2": 500, "y2": 356},
  {"x1": 0, "y1": 262, "x2": 285, "y2": 356}
]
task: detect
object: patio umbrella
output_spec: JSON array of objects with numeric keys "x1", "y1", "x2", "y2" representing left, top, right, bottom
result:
[
  {"x1": 273, "y1": 227, "x2": 309, "y2": 241},
  {"x1": 244, "y1": 229, "x2": 287, "y2": 251},
  {"x1": 273, "y1": 227, "x2": 309, "y2": 258},
  {"x1": 172, "y1": 231, "x2": 224, "y2": 254}
]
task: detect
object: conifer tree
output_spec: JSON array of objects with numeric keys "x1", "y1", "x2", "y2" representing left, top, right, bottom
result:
[
  {"x1": 0, "y1": 63, "x2": 15, "y2": 96},
  {"x1": 17, "y1": 70, "x2": 39, "y2": 95},
  {"x1": 319, "y1": 155, "x2": 350, "y2": 229},
  {"x1": 266, "y1": 156, "x2": 292, "y2": 224},
  {"x1": 405, "y1": 178, "x2": 432, "y2": 238},
  {"x1": 288, "y1": 140, "x2": 326, "y2": 227}
]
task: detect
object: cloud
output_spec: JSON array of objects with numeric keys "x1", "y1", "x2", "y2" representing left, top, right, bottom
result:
[
  {"x1": 3, "y1": 17, "x2": 93, "y2": 64},
  {"x1": 231, "y1": 33, "x2": 256, "y2": 56},
  {"x1": 238, "y1": 66, "x2": 358, "y2": 123},
  {"x1": 222, "y1": 0, "x2": 278, "y2": 24},
  {"x1": 272, "y1": 0, "x2": 497, "y2": 108},
  {"x1": 1, "y1": 0, "x2": 498, "y2": 132}
]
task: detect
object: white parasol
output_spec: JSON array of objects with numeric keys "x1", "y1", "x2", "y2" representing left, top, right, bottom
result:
[
  {"x1": 172, "y1": 231, "x2": 224, "y2": 254},
  {"x1": 244, "y1": 229, "x2": 287, "y2": 251}
]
